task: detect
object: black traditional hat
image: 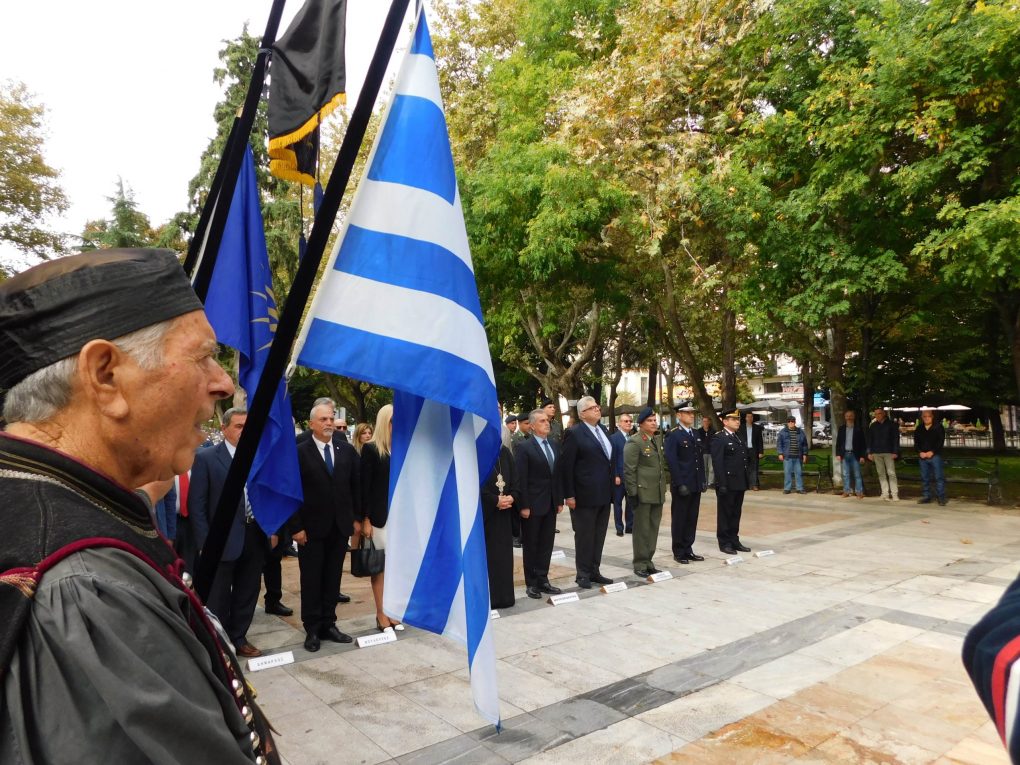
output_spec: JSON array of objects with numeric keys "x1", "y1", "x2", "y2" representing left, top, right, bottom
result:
[
  {"x1": 636, "y1": 406, "x2": 656, "y2": 425},
  {"x1": 0, "y1": 249, "x2": 203, "y2": 389}
]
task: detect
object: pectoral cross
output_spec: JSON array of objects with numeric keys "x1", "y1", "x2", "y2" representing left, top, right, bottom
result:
[{"x1": 496, "y1": 473, "x2": 506, "y2": 495}]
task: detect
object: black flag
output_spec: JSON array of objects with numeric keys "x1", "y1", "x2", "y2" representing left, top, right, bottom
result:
[{"x1": 268, "y1": 0, "x2": 347, "y2": 186}]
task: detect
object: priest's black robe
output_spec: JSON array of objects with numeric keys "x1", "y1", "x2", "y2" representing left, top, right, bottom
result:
[{"x1": 481, "y1": 446, "x2": 520, "y2": 609}]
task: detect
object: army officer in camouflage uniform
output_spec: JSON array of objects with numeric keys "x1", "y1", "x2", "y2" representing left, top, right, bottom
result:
[{"x1": 624, "y1": 407, "x2": 669, "y2": 577}]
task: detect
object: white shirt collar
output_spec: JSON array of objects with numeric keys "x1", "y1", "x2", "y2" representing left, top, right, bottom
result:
[
  {"x1": 224, "y1": 440, "x2": 237, "y2": 458},
  {"x1": 312, "y1": 435, "x2": 332, "y2": 452}
]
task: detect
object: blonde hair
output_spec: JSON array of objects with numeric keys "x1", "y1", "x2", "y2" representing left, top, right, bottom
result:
[
  {"x1": 353, "y1": 422, "x2": 373, "y2": 455},
  {"x1": 370, "y1": 404, "x2": 393, "y2": 457}
]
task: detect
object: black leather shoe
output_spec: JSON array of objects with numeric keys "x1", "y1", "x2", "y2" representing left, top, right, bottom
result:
[
  {"x1": 674, "y1": 556, "x2": 690, "y2": 564},
  {"x1": 591, "y1": 572, "x2": 612, "y2": 585},
  {"x1": 719, "y1": 547, "x2": 737, "y2": 555},
  {"x1": 688, "y1": 553, "x2": 705, "y2": 562},
  {"x1": 526, "y1": 586, "x2": 542, "y2": 599},
  {"x1": 648, "y1": 567, "x2": 662, "y2": 574},
  {"x1": 634, "y1": 569, "x2": 652, "y2": 577},
  {"x1": 734, "y1": 543, "x2": 751, "y2": 553},
  {"x1": 304, "y1": 633, "x2": 320, "y2": 652},
  {"x1": 616, "y1": 529, "x2": 624, "y2": 537},
  {"x1": 575, "y1": 577, "x2": 592, "y2": 589},
  {"x1": 625, "y1": 528, "x2": 633, "y2": 534},
  {"x1": 319, "y1": 625, "x2": 353, "y2": 644},
  {"x1": 337, "y1": 592, "x2": 351, "y2": 604},
  {"x1": 265, "y1": 602, "x2": 294, "y2": 617},
  {"x1": 539, "y1": 583, "x2": 562, "y2": 595}
]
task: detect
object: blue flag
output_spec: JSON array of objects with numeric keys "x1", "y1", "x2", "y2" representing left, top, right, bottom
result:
[
  {"x1": 292, "y1": 9, "x2": 502, "y2": 727},
  {"x1": 205, "y1": 145, "x2": 303, "y2": 535}
]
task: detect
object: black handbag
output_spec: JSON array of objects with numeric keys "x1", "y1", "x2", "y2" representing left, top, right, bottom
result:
[{"x1": 350, "y1": 535, "x2": 385, "y2": 577}]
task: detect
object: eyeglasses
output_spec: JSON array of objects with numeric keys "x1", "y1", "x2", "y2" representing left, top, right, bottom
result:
[{"x1": 582, "y1": 404, "x2": 601, "y2": 412}]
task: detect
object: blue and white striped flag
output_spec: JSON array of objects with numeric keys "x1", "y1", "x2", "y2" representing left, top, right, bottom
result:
[{"x1": 292, "y1": 7, "x2": 502, "y2": 727}]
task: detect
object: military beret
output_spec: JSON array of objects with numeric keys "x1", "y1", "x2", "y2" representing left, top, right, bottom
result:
[
  {"x1": 504, "y1": 414, "x2": 517, "y2": 424},
  {"x1": 636, "y1": 406, "x2": 656, "y2": 425},
  {"x1": 0, "y1": 249, "x2": 203, "y2": 389},
  {"x1": 516, "y1": 413, "x2": 529, "y2": 422},
  {"x1": 541, "y1": 398, "x2": 555, "y2": 408}
]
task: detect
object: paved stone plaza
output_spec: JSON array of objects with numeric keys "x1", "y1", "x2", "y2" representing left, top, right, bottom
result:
[{"x1": 247, "y1": 491, "x2": 1017, "y2": 764}]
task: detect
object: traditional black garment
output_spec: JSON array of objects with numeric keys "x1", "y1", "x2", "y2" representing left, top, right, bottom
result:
[
  {"x1": 481, "y1": 446, "x2": 520, "y2": 609},
  {"x1": 0, "y1": 433, "x2": 278, "y2": 764}
]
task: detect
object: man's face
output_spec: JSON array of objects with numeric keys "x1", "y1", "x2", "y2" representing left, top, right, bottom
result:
[
  {"x1": 679, "y1": 411, "x2": 695, "y2": 428},
  {"x1": 309, "y1": 405, "x2": 335, "y2": 441},
  {"x1": 618, "y1": 416, "x2": 633, "y2": 433},
  {"x1": 723, "y1": 416, "x2": 739, "y2": 431},
  {"x1": 874, "y1": 408, "x2": 886, "y2": 422},
  {"x1": 745, "y1": 413, "x2": 754, "y2": 425},
  {"x1": 702, "y1": 417, "x2": 711, "y2": 430},
  {"x1": 221, "y1": 413, "x2": 247, "y2": 446},
  {"x1": 845, "y1": 411, "x2": 855, "y2": 424},
  {"x1": 543, "y1": 403, "x2": 556, "y2": 420},
  {"x1": 921, "y1": 410, "x2": 934, "y2": 424},
  {"x1": 579, "y1": 400, "x2": 601, "y2": 426},
  {"x1": 531, "y1": 413, "x2": 550, "y2": 438},
  {"x1": 639, "y1": 415, "x2": 657, "y2": 436},
  {"x1": 507, "y1": 420, "x2": 518, "y2": 433},
  {"x1": 130, "y1": 312, "x2": 234, "y2": 479},
  {"x1": 787, "y1": 420, "x2": 797, "y2": 430},
  {"x1": 519, "y1": 419, "x2": 532, "y2": 434}
]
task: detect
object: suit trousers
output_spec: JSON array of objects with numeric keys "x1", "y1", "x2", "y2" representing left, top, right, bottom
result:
[
  {"x1": 612, "y1": 483, "x2": 633, "y2": 532},
  {"x1": 174, "y1": 515, "x2": 199, "y2": 575},
  {"x1": 872, "y1": 453, "x2": 898, "y2": 499},
  {"x1": 262, "y1": 527, "x2": 290, "y2": 607},
  {"x1": 715, "y1": 488, "x2": 745, "y2": 548},
  {"x1": 298, "y1": 524, "x2": 347, "y2": 634},
  {"x1": 207, "y1": 520, "x2": 267, "y2": 646},
  {"x1": 631, "y1": 502, "x2": 662, "y2": 572},
  {"x1": 570, "y1": 503, "x2": 611, "y2": 579},
  {"x1": 670, "y1": 488, "x2": 701, "y2": 557},
  {"x1": 521, "y1": 509, "x2": 557, "y2": 587},
  {"x1": 747, "y1": 452, "x2": 760, "y2": 489}
]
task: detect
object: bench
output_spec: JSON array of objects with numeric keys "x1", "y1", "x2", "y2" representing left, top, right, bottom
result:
[
  {"x1": 895, "y1": 456, "x2": 1001, "y2": 505},
  {"x1": 758, "y1": 454, "x2": 834, "y2": 493}
]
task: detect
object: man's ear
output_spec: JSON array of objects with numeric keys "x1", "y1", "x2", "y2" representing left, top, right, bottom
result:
[{"x1": 76, "y1": 339, "x2": 133, "y2": 419}]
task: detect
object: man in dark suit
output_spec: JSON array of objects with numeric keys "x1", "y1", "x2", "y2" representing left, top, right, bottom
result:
[
  {"x1": 609, "y1": 412, "x2": 634, "y2": 536},
  {"x1": 289, "y1": 403, "x2": 359, "y2": 652},
  {"x1": 561, "y1": 396, "x2": 615, "y2": 589},
  {"x1": 711, "y1": 410, "x2": 751, "y2": 555},
  {"x1": 664, "y1": 402, "x2": 705, "y2": 563},
  {"x1": 837, "y1": 409, "x2": 868, "y2": 498},
  {"x1": 737, "y1": 411, "x2": 765, "y2": 491},
  {"x1": 515, "y1": 408, "x2": 564, "y2": 599},
  {"x1": 697, "y1": 415, "x2": 715, "y2": 488},
  {"x1": 191, "y1": 408, "x2": 267, "y2": 658}
]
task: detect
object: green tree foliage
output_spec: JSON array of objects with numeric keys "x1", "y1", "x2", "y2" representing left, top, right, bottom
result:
[
  {"x1": 0, "y1": 81, "x2": 67, "y2": 262},
  {"x1": 81, "y1": 178, "x2": 154, "y2": 249}
]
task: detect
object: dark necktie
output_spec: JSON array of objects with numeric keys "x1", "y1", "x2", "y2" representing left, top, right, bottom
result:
[
  {"x1": 542, "y1": 440, "x2": 554, "y2": 469},
  {"x1": 324, "y1": 444, "x2": 334, "y2": 475}
]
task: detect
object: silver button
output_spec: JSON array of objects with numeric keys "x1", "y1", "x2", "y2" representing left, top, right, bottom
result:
[
  {"x1": 242, "y1": 705, "x2": 253, "y2": 724},
  {"x1": 250, "y1": 731, "x2": 260, "y2": 749},
  {"x1": 255, "y1": 757, "x2": 265, "y2": 765},
  {"x1": 181, "y1": 572, "x2": 193, "y2": 588},
  {"x1": 232, "y1": 678, "x2": 244, "y2": 698}
]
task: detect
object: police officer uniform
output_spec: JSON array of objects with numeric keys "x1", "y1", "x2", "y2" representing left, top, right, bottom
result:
[
  {"x1": 624, "y1": 407, "x2": 668, "y2": 576},
  {"x1": 664, "y1": 402, "x2": 705, "y2": 563},
  {"x1": 710, "y1": 410, "x2": 752, "y2": 555}
]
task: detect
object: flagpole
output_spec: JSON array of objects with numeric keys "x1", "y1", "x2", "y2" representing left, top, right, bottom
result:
[
  {"x1": 184, "y1": 0, "x2": 288, "y2": 290},
  {"x1": 195, "y1": 0, "x2": 412, "y2": 602}
]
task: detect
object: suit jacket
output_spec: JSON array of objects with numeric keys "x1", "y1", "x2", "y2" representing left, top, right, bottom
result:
[
  {"x1": 665, "y1": 426, "x2": 704, "y2": 492},
  {"x1": 189, "y1": 442, "x2": 246, "y2": 562},
  {"x1": 358, "y1": 442, "x2": 390, "y2": 527},
  {"x1": 696, "y1": 426, "x2": 714, "y2": 446},
  {"x1": 867, "y1": 418, "x2": 900, "y2": 455},
  {"x1": 560, "y1": 423, "x2": 615, "y2": 506},
  {"x1": 514, "y1": 436, "x2": 562, "y2": 516},
  {"x1": 609, "y1": 429, "x2": 628, "y2": 480},
  {"x1": 290, "y1": 437, "x2": 360, "y2": 539},
  {"x1": 836, "y1": 424, "x2": 867, "y2": 460},
  {"x1": 710, "y1": 428, "x2": 750, "y2": 491},
  {"x1": 736, "y1": 423, "x2": 765, "y2": 457}
]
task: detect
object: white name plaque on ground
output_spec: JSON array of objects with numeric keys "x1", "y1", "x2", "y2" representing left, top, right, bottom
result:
[
  {"x1": 754, "y1": 550, "x2": 776, "y2": 558},
  {"x1": 357, "y1": 630, "x2": 398, "y2": 649},
  {"x1": 601, "y1": 581, "x2": 628, "y2": 594},
  {"x1": 490, "y1": 609, "x2": 501, "y2": 619},
  {"x1": 247, "y1": 651, "x2": 294, "y2": 672},
  {"x1": 548, "y1": 592, "x2": 580, "y2": 606},
  {"x1": 550, "y1": 550, "x2": 567, "y2": 560},
  {"x1": 647, "y1": 571, "x2": 673, "y2": 583},
  {"x1": 725, "y1": 556, "x2": 745, "y2": 566}
]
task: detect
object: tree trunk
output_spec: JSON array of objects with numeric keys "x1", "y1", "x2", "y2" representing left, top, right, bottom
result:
[
  {"x1": 989, "y1": 405, "x2": 1007, "y2": 453},
  {"x1": 664, "y1": 358, "x2": 677, "y2": 430},
  {"x1": 645, "y1": 361, "x2": 657, "y2": 409},
  {"x1": 801, "y1": 358, "x2": 814, "y2": 450},
  {"x1": 606, "y1": 321, "x2": 627, "y2": 433},
  {"x1": 720, "y1": 308, "x2": 737, "y2": 410}
]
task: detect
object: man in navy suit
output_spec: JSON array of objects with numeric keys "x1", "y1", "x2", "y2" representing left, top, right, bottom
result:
[
  {"x1": 289, "y1": 403, "x2": 358, "y2": 652},
  {"x1": 562, "y1": 396, "x2": 615, "y2": 589},
  {"x1": 515, "y1": 409, "x2": 565, "y2": 599},
  {"x1": 664, "y1": 402, "x2": 705, "y2": 563},
  {"x1": 609, "y1": 413, "x2": 634, "y2": 536},
  {"x1": 190, "y1": 407, "x2": 267, "y2": 658}
]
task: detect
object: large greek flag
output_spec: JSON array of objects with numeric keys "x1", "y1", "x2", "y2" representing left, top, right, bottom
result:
[{"x1": 292, "y1": 7, "x2": 502, "y2": 727}]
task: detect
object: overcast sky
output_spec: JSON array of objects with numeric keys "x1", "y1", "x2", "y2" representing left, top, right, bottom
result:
[{"x1": 0, "y1": 0, "x2": 420, "y2": 272}]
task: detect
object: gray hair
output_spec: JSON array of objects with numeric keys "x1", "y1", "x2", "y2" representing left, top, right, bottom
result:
[
  {"x1": 527, "y1": 408, "x2": 545, "y2": 426},
  {"x1": 221, "y1": 407, "x2": 248, "y2": 427},
  {"x1": 312, "y1": 396, "x2": 335, "y2": 408},
  {"x1": 3, "y1": 319, "x2": 176, "y2": 424},
  {"x1": 576, "y1": 395, "x2": 597, "y2": 416},
  {"x1": 309, "y1": 402, "x2": 335, "y2": 421}
]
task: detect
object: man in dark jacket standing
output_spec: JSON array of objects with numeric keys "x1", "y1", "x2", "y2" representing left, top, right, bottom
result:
[
  {"x1": 609, "y1": 413, "x2": 634, "y2": 536},
  {"x1": 737, "y1": 411, "x2": 765, "y2": 491},
  {"x1": 711, "y1": 410, "x2": 751, "y2": 555},
  {"x1": 915, "y1": 407, "x2": 947, "y2": 505},
  {"x1": 289, "y1": 402, "x2": 358, "y2": 652},
  {"x1": 665, "y1": 402, "x2": 705, "y2": 563},
  {"x1": 867, "y1": 407, "x2": 900, "y2": 501},
  {"x1": 561, "y1": 396, "x2": 615, "y2": 589},
  {"x1": 836, "y1": 410, "x2": 867, "y2": 498},
  {"x1": 515, "y1": 409, "x2": 564, "y2": 599}
]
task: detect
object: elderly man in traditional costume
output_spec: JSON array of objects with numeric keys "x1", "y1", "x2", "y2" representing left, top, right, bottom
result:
[{"x1": 0, "y1": 249, "x2": 279, "y2": 763}]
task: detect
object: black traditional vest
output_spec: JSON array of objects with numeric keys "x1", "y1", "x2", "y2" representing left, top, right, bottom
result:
[{"x1": 0, "y1": 433, "x2": 279, "y2": 764}]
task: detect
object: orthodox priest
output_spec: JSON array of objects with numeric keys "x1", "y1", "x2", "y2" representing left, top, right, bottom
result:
[
  {"x1": 0, "y1": 249, "x2": 279, "y2": 763},
  {"x1": 481, "y1": 444, "x2": 520, "y2": 609}
]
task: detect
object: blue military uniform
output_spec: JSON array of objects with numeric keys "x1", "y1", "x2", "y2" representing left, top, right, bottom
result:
[{"x1": 664, "y1": 403, "x2": 705, "y2": 563}]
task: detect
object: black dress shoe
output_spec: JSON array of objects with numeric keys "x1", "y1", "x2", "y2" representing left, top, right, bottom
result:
[
  {"x1": 734, "y1": 543, "x2": 751, "y2": 553},
  {"x1": 719, "y1": 547, "x2": 737, "y2": 555},
  {"x1": 337, "y1": 592, "x2": 351, "y2": 604},
  {"x1": 648, "y1": 566, "x2": 662, "y2": 574},
  {"x1": 591, "y1": 572, "x2": 612, "y2": 585},
  {"x1": 575, "y1": 577, "x2": 592, "y2": 589},
  {"x1": 539, "y1": 583, "x2": 562, "y2": 595},
  {"x1": 674, "y1": 556, "x2": 690, "y2": 564},
  {"x1": 526, "y1": 586, "x2": 542, "y2": 599},
  {"x1": 319, "y1": 625, "x2": 353, "y2": 643},
  {"x1": 304, "y1": 633, "x2": 320, "y2": 652},
  {"x1": 625, "y1": 528, "x2": 633, "y2": 534},
  {"x1": 688, "y1": 553, "x2": 705, "y2": 562},
  {"x1": 634, "y1": 569, "x2": 652, "y2": 577},
  {"x1": 265, "y1": 602, "x2": 294, "y2": 617}
]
